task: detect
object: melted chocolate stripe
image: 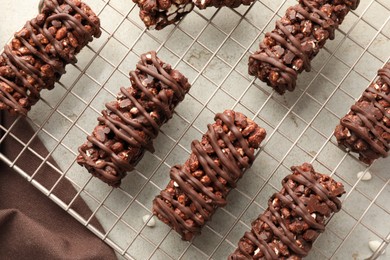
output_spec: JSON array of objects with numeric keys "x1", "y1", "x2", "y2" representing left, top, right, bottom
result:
[
  {"x1": 275, "y1": 190, "x2": 322, "y2": 231},
  {"x1": 340, "y1": 117, "x2": 387, "y2": 156},
  {"x1": 148, "y1": 52, "x2": 185, "y2": 100},
  {"x1": 260, "y1": 206, "x2": 307, "y2": 257},
  {"x1": 192, "y1": 139, "x2": 231, "y2": 191},
  {"x1": 120, "y1": 86, "x2": 160, "y2": 137},
  {"x1": 253, "y1": 47, "x2": 298, "y2": 92},
  {"x1": 170, "y1": 167, "x2": 214, "y2": 218},
  {"x1": 154, "y1": 196, "x2": 196, "y2": 236},
  {"x1": 130, "y1": 69, "x2": 172, "y2": 120},
  {"x1": 205, "y1": 128, "x2": 241, "y2": 186},
  {"x1": 98, "y1": 114, "x2": 144, "y2": 148},
  {"x1": 64, "y1": 0, "x2": 100, "y2": 34},
  {"x1": 16, "y1": 28, "x2": 65, "y2": 74},
  {"x1": 6, "y1": 46, "x2": 43, "y2": 79},
  {"x1": 378, "y1": 66, "x2": 390, "y2": 86},
  {"x1": 86, "y1": 135, "x2": 131, "y2": 170},
  {"x1": 297, "y1": 1, "x2": 335, "y2": 39},
  {"x1": 218, "y1": 113, "x2": 254, "y2": 163},
  {"x1": 194, "y1": 0, "x2": 254, "y2": 9},
  {"x1": 179, "y1": 165, "x2": 226, "y2": 206},
  {"x1": 273, "y1": 21, "x2": 311, "y2": 72},
  {"x1": 245, "y1": 229, "x2": 277, "y2": 259},
  {"x1": 0, "y1": 81, "x2": 24, "y2": 113},
  {"x1": 353, "y1": 106, "x2": 389, "y2": 149},
  {"x1": 105, "y1": 97, "x2": 155, "y2": 139},
  {"x1": 2, "y1": 52, "x2": 38, "y2": 97},
  {"x1": 293, "y1": 167, "x2": 342, "y2": 211}
]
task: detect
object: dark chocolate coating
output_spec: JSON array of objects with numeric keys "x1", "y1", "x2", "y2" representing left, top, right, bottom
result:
[
  {"x1": 134, "y1": 0, "x2": 256, "y2": 29},
  {"x1": 229, "y1": 163, "x2": 345, "y2": 260},
  {"x1": 153, "y1": 110, "x2": 267, "y2": 241},
  {"x1": 334, "y1": 63, "x2": 390, "y2": 165},
  {"x1": 77, "y1": 51, "x2": 191, "y2": 187},
  {"x1": 248, "y1": 0, "x2": 359, "y2": 94},
  {"x1": 134, "y1": 0, "x2": 194, "y2": 30},
  {"x1": 0, "y1": 0, "x2": 101, "y2": 115},
  {"x1": 193, "y1": 0, "x2": 253, "y2": 9}
]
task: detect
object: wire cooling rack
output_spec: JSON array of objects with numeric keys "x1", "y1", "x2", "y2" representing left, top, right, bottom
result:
[{"x1": 0, "y1": 0, "x2": 389, "y2": 259}]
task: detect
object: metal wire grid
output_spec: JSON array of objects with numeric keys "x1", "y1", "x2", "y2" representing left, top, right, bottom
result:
[{"x1": 0, "y1": 0, "x2": 389, "y2": 259}]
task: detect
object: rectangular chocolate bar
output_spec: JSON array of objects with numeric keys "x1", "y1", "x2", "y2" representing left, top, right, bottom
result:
[
  {"x1": 77, "y1": 51, "x2": 191, "y2": 187},
  {"x1": 0, "y1": 0, "x2": 101, "y2": 115},
  {"x1": 134, "y1": 0, "x2": 256, "y2": 30},
  {"x1": 194, "y1": 0, "x2": 254, "y2": 9},
  {"x1": 249, "y1": 0, "x2": 359, "y2": 94},
  {"x1": 153, "y1": 110, "x2": 266, "y2": 240},
  {"x1": 334, "y1": 63, "x2": 390, "y2": 165},
  {"x1": 229, "y1": 163, "x2": 345, "y2": 259},
  {"x1": 135, "y1": 0, "x2": 194, "y2": 30}
]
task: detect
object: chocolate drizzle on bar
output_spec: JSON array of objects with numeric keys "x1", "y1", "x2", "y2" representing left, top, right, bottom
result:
[
  {"x1": 0, "y1": 0, "x2": 101, "y2": 115},
  {"x1": 193, "y1": 0, "x2": 254, "y2": 9},
  {"x1": 153, "y1": 110, "x2": 266, "y2": 241},
  {"x1": 229, "y1": 163, "x2": 345, "y2": 259},
  {"x1": 334, "y1": 63, "x2": 390, "y2": 164},
  {"x1": 135, "y1": 0, "x2": 258, "y2": 30},
  {"x1": 249, "y1": 0, "x2": 359, "y2": 94},
  {"x1": 135, "y1": 0, "x2": 194, "y2": 30},
  {"x1": 77, "y1": 51, "x2": 191, "y2": 187}
]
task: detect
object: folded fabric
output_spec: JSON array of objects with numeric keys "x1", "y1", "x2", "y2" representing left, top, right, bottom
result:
[{"x1": 0, "y1": 112, "x2": 116, "y2": 259}]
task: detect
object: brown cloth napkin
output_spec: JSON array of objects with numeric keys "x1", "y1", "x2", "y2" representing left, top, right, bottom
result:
[{"x1": 0, "y1": 112, "x2": 117, "y2": 260}]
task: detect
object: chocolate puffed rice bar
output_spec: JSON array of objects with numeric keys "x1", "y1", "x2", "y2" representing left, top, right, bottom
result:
[
  {"x1": 134, "y1": 0, "x2": 194, "y2": 30},
  {"x1": 249, "y1": 0, "x2": 359, "y2": 94},
  {"x1": 334, "y1": 62, "x2": 390, "y2": 165},
  {"x1": 0, "y1": 0, "x2": 101, "y2": 115},
  {"x1": 153, "y1": 110, "x2": 266, "y2": 240},
  {"x1": 229, "y1": 163, "x2": 345, "y2": 259},
  {"x1": 77, "y1": 51, "x2": 191, "y2": 187}
]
